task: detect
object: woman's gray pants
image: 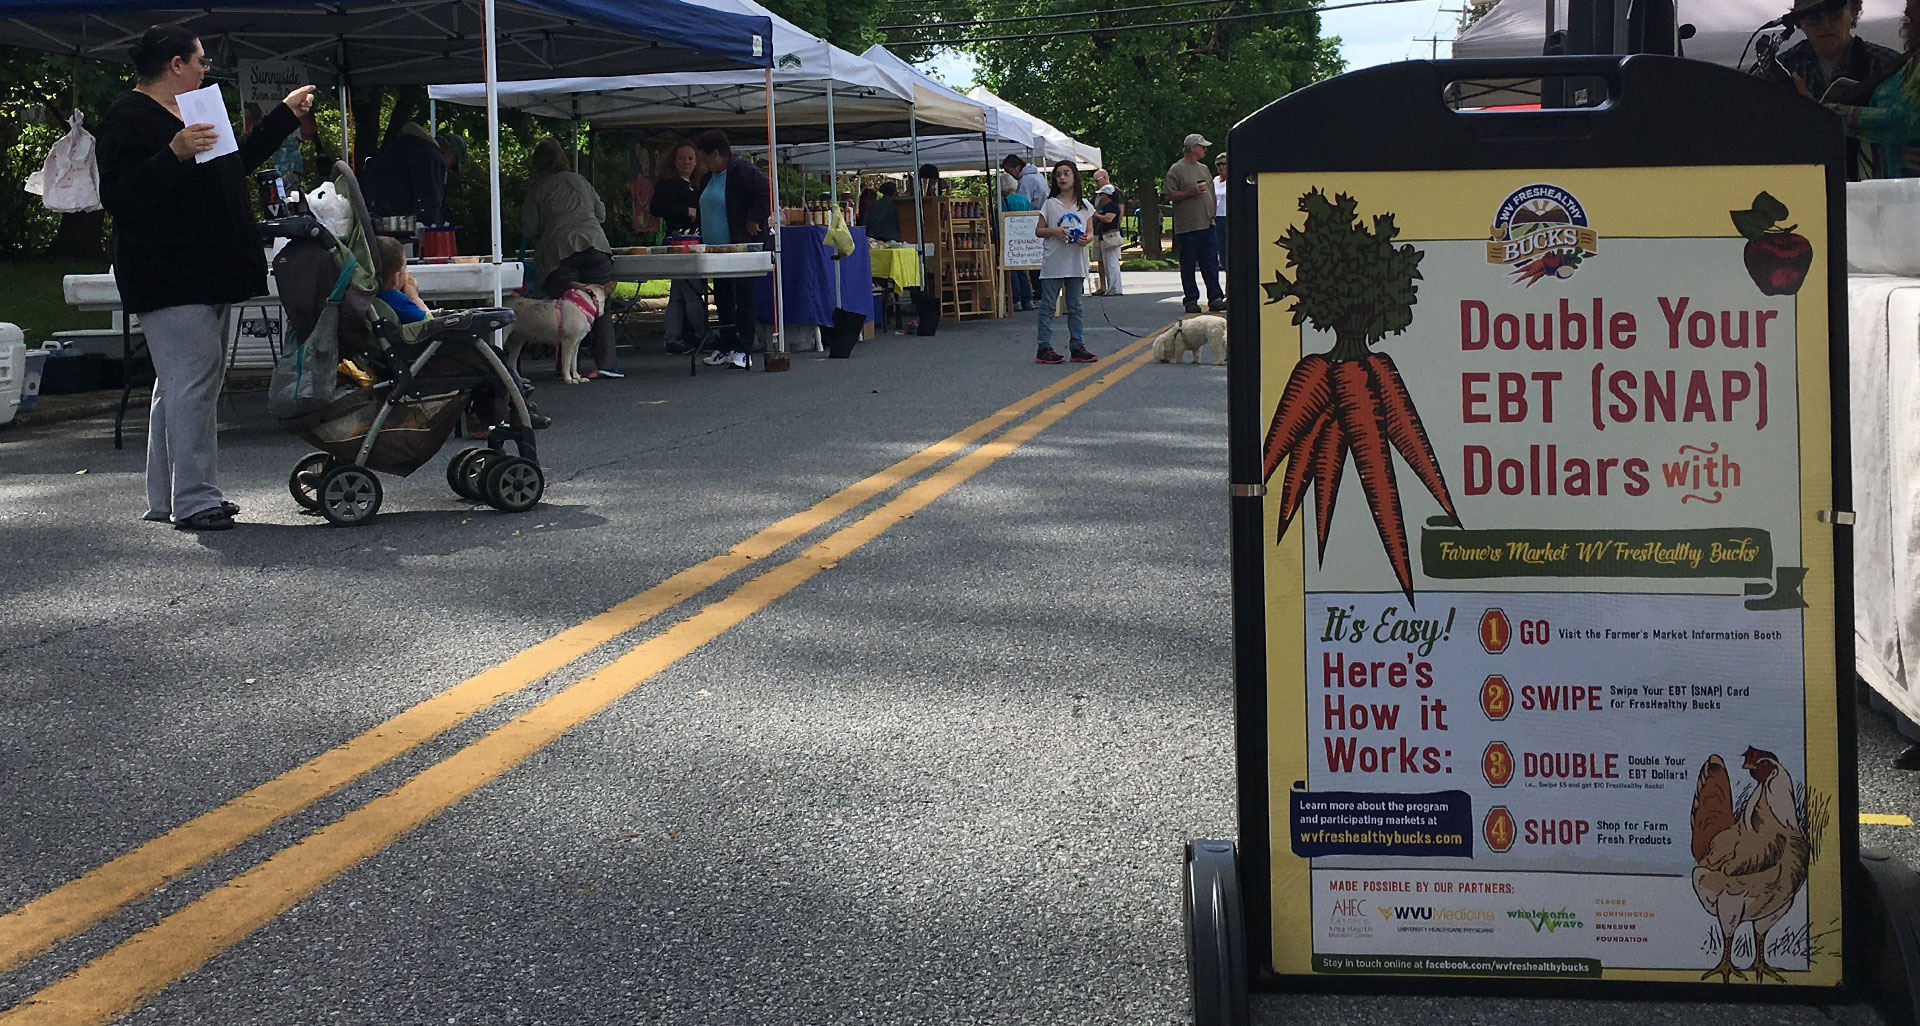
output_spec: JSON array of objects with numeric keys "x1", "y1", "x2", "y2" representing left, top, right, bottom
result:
[{"x1": 140, "y1": 303, "x2": 230, "y2": 522}]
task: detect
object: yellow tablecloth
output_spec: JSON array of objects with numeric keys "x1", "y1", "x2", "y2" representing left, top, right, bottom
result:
[{"x1": 869, "y1": 246, "x2": 923, "y2": 292}]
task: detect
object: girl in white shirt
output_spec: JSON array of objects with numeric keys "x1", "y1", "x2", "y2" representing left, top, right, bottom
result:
[{"x1": 1033, "y1": 160, "x2": 1099, "y2": 364}]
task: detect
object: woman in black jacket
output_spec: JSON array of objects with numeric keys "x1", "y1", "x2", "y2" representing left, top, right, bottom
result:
[
  {"x1": 692, "y1": 129, "x2": 771, "y2": 369},
  {"x1": 647, "y1": 141, "x2": 706, "y2": 354},
  {"x1": 96, "y1": 25, "x2": 312, "y2": 531}
]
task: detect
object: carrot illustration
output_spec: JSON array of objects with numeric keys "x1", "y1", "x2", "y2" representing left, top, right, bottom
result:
[
  {"x1": 1370, "y1": 352, "x2": 1459, "y2": 525},
  {"x1": 1275, "y1": 406, "x2": 1332, "y2": 531},
  {"x1": 1260, "y1": 189, "x2": 1449, "y2": 604},
  {"x1": 1308, "y1": 409, "x2": 1349, "y2": 562},
  {"x1": 1261, "y1": 354, "x2": 1333, "y2": 481},
  {"x1": 1333, "y1": 360, "x2": 1413, "y2": 598}
]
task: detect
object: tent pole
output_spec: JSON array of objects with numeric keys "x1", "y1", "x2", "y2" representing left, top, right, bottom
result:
[
  {"x1": 768, "y1": 69, "x2": 785, "y2": 355},
  {"x1": 909, "y1": 99, "x2": 924, "y2": 287},
  {"x1": 828, "y1": 78, "x2": 841, "y2": 310},
  {"x1": 982, "y1": 128, "x2": 996, "y2": 316},
  {"x1": 571, "y1": 97, "x2": 582, "y2": 175},
  {"x1": 484, "y1": 0, "x2": 504, "y2": 307},
  {"x1": 428, "y1": 98, "x2": 436, "y2": 136}
]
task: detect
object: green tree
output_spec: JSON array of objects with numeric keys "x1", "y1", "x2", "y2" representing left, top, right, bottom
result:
[
  {"x1": 760, "y1": 0, "x2": 894, "y2": 54},
  {"x1": 956, "y1": 0, "x2": 1341, "y2": 256}
]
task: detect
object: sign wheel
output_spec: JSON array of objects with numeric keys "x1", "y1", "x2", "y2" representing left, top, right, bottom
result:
[{"x1": 1183, "y1": 839, "x2": 1249, "y2": 1026}]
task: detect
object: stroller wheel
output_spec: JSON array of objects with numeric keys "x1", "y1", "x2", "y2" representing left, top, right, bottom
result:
[
  {"x1": 447, "y1": 447, "x2": 488, "y2": 500},
  {"x1": 454, "y1": 449, "x2": 504, "y2": 502},
  {"x1": 288, "y1": 451, "x2": 334, "y2": 511},
  {"x1": 318, "y1": 464, "x2": 383, "y2": 526},
  {"x1": 482, "y1": 455, "x2": 544, "y2": 513}
]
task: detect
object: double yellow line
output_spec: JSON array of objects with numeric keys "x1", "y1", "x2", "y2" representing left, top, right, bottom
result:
[{"x1": 0, "y1": 330, "x2": 1167, "y2": 1026}]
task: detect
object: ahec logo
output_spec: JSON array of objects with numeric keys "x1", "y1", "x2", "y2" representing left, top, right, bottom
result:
[{"x1": 1487, "y1": 184, "x2": 1599, "y2": 286}]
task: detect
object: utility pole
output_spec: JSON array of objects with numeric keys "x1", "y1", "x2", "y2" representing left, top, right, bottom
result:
[{"x1": 1414, "y1": 35, "x2": 1448, "y2": 58}]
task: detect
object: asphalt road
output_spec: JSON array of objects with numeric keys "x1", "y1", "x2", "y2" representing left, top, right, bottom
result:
[{"x1": 0, "y1": 271, "x2": 1912, "y2": 1025}]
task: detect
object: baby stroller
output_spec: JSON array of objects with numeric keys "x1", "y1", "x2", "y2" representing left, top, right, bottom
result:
[{"x1": 263, "y1": 162, "x2": 542, "y2": 526}]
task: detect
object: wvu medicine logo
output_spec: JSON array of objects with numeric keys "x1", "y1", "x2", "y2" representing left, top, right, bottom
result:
[{"x1": 1487, "y1": 183, "x2": 1599, "y2": 287}]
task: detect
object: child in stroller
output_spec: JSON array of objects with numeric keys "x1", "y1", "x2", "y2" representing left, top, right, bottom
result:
[
  {"x1": 268, "y1": 161, "x2": 546, "y2": 526},
  {"x1": 372, "y1": 237, "x2": 550, "y2": 431}
]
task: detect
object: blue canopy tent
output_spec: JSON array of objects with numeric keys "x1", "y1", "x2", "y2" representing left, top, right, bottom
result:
[{"x1": 0, "y1": 0, "x2": 773, "y2": 302}]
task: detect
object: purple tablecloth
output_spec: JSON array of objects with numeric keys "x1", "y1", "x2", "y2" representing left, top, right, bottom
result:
[{"x1": 754, "y1": 225, "x2": 872, "y2": 327}]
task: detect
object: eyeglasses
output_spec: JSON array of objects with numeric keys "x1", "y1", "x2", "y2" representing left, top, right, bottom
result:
[{"x1": 179, "y1": 54, "x2": 213, "y2": 69}]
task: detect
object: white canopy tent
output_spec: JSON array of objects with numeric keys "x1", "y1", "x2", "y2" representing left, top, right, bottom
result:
[
  {"x1": 428, "y1": 1, "x2": 985, "y2": 142},
  {"x1": 1452, "y1": 0, "x2": 1905, "y2": 67},
  {"x1": 767, "y1": 46, "x2": 1034, "y2": 173},
  {"x1": 966, "y1": 86, "x2": 1102, "y2": 169},
  {"x1": 430, "y1": 0, "x2": 994, "y2": 343}
]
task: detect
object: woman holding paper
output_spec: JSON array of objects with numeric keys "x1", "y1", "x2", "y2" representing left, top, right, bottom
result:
[{"x1": 96, "y1": 25, "x2": 313, "y2": 531}]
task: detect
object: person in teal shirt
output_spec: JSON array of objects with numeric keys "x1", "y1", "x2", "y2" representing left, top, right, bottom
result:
[{"x1": 999, "y1": 171, "x2": 1033, "y2": 310}]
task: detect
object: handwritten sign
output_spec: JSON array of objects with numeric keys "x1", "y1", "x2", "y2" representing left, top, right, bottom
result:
[
  {"x1": 238, "y1": 60, "x2": 310, "y2": 113},
  {"x1": 1001, "y1": 212, "x2": 1042, "y2": 270}
]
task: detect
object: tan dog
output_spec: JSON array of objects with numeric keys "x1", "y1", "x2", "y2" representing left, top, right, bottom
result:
[
  {"x1": 1152, "y1": 314, "x2": 1227, "y2": 365},
  {"x1": 503, "y1": 284, "x2": 609, "y2": 384}
]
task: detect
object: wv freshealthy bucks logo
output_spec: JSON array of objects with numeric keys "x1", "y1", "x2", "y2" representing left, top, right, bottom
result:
[{"x1": 1486, "y1": 184, "x2": 1600, "y2": 286}]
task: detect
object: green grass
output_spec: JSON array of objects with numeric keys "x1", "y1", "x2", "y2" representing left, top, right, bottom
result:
[
  {"x1": 637, "y1": 280, "x2": 668, "y2": 299},
  {"x1": 1122, "y1": 258, "x2": 1176, "y2": 271},
  {"x1": 2, "y1": 260, "x2": 113, "y2": 343}
]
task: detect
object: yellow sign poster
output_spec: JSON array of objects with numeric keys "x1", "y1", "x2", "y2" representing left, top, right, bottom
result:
[{"x1": 1255, "y1": 166, "x2": 1840, "y2": 985}]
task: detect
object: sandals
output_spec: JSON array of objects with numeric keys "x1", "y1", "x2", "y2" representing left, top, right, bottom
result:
[{"x1": 174, "y1": 506, "x2": 236, "y2": 532}]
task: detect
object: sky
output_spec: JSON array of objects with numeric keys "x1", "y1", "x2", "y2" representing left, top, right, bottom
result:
[
  {"x1": 921, "y1": 0, "x2": 1465, "y2": 88},
  {"x1": 1321, "y1": 0, "x2": 1460, "y2": 70}
]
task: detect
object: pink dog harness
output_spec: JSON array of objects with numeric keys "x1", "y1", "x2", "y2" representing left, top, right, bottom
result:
[{"x1": 558, "y1": 289, "x2": 601, "y2": 322}]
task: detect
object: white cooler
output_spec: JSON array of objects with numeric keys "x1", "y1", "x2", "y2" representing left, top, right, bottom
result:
[{"x1": 0, "y1": 326, "x2": 23, "y2": 425}]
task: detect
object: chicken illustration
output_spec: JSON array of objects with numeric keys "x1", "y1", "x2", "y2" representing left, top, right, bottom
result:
[{"x1": 1689, "y1": 747, "x2": 1810, "y2": 983}]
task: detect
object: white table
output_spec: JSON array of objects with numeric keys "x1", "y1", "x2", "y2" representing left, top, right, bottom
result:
[
  {"x1": 609, "y1": 251, "x2": 775, "y2": 374},
  {"x1": 63, "y1": 261, "x2": 526, "y2": 448},
  {"x1": 61, "y1": 261, "x2": 526, "y2": 311},
  {"x1": 607, "y1": 250, "x2": 772, "y2": 281}
]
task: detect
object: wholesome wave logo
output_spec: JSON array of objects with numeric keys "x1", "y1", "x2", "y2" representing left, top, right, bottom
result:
[
  {"x1": 1507, "y1": 907, "x2": 1586, "y2": 933},
  {"x1": 1487, "y1": 183, "x2": 1599, "y2": 286}
]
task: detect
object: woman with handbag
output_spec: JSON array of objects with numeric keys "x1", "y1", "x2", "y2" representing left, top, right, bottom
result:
[{"x1": 1091, "y1": 183, "x2": 1124, "y2": 297}]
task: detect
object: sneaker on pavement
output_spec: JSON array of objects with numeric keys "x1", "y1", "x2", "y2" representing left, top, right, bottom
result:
[
  {"x1": 1183, "y1": 302, "x2": 1203, "y2": 314},
  {"x1": 728, "y1": 350, "x2": 749, "y2": 369},
  {"x1": 1069, "y1": 347, "x2": 1099, "y2": 363},
  {"x1": 1207, "y1": 300, "x2": 1228, "y2": 313},
  {"x1": 702, "y1": 350, "x2": 730, "y2": 367},
  {"x1": 1034, "y1": 347, "x2": 1065, "y2": 364},
  {"x1": 595, "y1": 368, "x2": 626, "y2": 379}
]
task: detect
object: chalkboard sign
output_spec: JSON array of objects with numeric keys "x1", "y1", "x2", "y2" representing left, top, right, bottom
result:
[{"x1": 1001, "y1": 212, "x2": 1042, "y2": 271}]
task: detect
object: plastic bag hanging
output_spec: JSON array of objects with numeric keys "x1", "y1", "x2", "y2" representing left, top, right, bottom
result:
[
  {"x1": 825, "y1": 206, "x2": 855, "y2": 260},
  {"x1": 32, "y1": 109, "x2": 102, "y2": 213}
]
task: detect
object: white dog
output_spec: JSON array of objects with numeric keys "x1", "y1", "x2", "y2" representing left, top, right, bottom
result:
[
  {"x1": 1152, "y1": 314, "x2": 1227, "y2": 365},
  {"x1": 503, "y1": 284, "x2": 609, "y2": 384}
]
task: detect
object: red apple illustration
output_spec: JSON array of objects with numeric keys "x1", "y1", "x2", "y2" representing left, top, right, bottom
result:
[{"x1": 1731, "y1": 191, "x2": 1812, "y2": 296}]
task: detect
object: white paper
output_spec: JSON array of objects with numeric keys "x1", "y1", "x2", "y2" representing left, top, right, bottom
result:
[{"x1": 174, "y1": 84, "x2": 237, "y2": 164}]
